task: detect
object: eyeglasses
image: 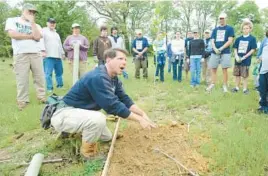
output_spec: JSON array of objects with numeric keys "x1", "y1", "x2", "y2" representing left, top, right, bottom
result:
[
  {"x1": 219, "y1": 18, "x2": 225, "y2": 20},
  {"x1": 29, "y1": 10, "x2": 37, "y2": 15}
]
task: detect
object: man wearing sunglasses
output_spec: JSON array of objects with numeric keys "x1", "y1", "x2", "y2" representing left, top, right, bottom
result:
[
  {"x1": 5, "y1": 3, "x2": 46, "y2": 110},
  {"x1": 207, "y1": 13, "x2": 235, "y2": 93}
]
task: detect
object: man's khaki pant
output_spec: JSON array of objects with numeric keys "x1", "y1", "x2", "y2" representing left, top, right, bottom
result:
[
  {"x1": 51, "y1": 107, "x2": 112, "y2": 143},
  {"x1": 134, "y1": 58, "x2": 148, "y2": 78},
  {"x1": 69, "y1": 60, "x2": 88, "y2": 78},
  {"x1": 13, "y1": 53, "x2": 45, "y2": 102},
  {"x1": 202, "y1": 58, "x2": 211, "y2": 85}
]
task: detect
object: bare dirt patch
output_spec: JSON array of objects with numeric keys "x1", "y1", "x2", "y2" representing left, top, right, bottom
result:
[{"x1": 108, "y1": 122, "x2": 210, "y2": 176}]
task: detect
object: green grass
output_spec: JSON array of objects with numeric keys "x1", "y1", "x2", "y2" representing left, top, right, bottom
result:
[{"x1": 1, "y1": 57, "x2": 268, "y2": 175}]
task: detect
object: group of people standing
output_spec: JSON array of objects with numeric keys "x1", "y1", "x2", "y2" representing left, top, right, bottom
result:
[
  {"x1": 153, "y1": 13, "x2": 257, "y2": 95},
  {"x1": 5, "y1": 3, "x2": 268, "y2": 114},
  {"x1": 5, "y1": 3, "x2": 127, "y2": 110}
]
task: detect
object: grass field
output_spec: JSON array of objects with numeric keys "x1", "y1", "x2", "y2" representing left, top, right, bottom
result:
[{"x1": 1, "y1": 57, "x2": 268, "y2": 175}]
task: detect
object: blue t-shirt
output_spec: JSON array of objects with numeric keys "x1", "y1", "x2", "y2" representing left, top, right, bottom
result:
[
  {"x1": 211, "y1": 25, "x2": 235, "y2": 54},
  {"x1": 132, "y1": 37, "x2": 149, "y2": 57},
  {"x1": 233, "y1": 35, "x2": 257, "y2": 66},
  {"x1": 184, "y1": 37, "x2": 193, "y2": 57}
]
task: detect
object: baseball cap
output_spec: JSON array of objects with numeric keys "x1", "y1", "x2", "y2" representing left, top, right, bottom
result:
[
  {"x1": 219, "y1": 13, "x2": 227, "y2": 19},
  {"x1": 47, "y1": 18, "x2": 56, "y2": 23},
  {"x1": 72, "y1": 23, "x2": 80, "y2": 28},
  {"x1": 135, "y1": 29, "x2": 142, "y2": 34},
  {"x1": 23, "y1": 3, "x2": 37, "y2": 12},
  {"x1": 192, "y1": 29, "x2": 199, "y2": 33},
  {"x1": 204, "y1": 29, "x2": 210, "y2": 33}
]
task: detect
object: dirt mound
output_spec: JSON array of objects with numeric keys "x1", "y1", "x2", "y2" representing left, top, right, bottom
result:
[{"x1": 108, "y1": 122, "x2": 209, "y2": 176}]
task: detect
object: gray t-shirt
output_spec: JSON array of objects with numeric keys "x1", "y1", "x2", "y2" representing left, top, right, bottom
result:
[{"x1": 5, "y1": 17, "x2": 42, "y2": 55}]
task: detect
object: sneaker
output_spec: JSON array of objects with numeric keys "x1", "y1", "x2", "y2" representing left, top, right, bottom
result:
[
  {"x1": 57, "y1": 87, "x2": 67, "y2": 91},
  {"x1": 190, "y1": 85, "x2": 195, "y2": 88},
  {"x1": 38, "y1": 98, "x2": 47, "y2": 104},
  {"x1": 206, "y1": 84, "x2": 215, "y2": 92},
  {"x1": 17, "y1": 101, "x2": 28, "y2": 111},
  {"x1": 231, "y1": 88, "x2": 239, "y2": 93},
  {"x1": 155, "y1": 76, "x2": 159, "y2": 81},
  {"x1": 243, "y1": 89, "x2": 249, "y2": 95},
  {"x1": 47, "y1": 90, "x2": 53, "y2": 93},
  {"x1": 223, "y1": 85, "x2": 228, "y2": 93},
  {"x1": 257, "y1": 106, "x2": 268, "y2": 114}
]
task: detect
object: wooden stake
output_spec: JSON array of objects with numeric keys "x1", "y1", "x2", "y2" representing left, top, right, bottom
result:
[
  {"x1": 73, "y1": 43, "x2": 80, "y2": 85},
  {"x1": 101, "y1": 118, "x2": 121, "y2": 176}
]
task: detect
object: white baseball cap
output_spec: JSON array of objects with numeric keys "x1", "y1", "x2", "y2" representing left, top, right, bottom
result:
[
  {"x1": 219, "y1": 13, "x2": 227, "y2": 19},
  {"x1": 72, "y1": 23, "x2": 80, "y2": 28},
  {"x1": 135, "y1": 29, "x2": 142, "y2": 34},
  {"x1": 204, "y1": 29, "x2": 211, "y2": 33}
]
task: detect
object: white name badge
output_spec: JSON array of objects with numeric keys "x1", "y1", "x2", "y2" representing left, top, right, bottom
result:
[
  {"x1": 136, "y1": 40, "x2": 143, "y2": 50},
  {"x1": 216, "y1": 30, "x2": 226, "y2": 42},
  {"x1": 238, "y1": 41, "x2": 249, "y2": 54}
]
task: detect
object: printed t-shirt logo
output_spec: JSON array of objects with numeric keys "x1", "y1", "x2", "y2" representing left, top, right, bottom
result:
[
  {"x1": 216, "y1": 30, "x2": 226, "y2": 42},
  {"x1": 238, "y1": 40, "x2": 249, "y2": 54}
]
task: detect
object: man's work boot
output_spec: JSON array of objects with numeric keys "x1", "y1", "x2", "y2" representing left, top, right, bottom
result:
[{"x1": 80, "y1": 141, "x2": 105, "y2": 161}]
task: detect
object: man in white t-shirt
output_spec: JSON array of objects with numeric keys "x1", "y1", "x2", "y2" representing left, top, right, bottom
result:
[
  {"x1": 42, "y1": 18, "x2": 65, "y2": 93},
  {"x1": 5, "y1": 3, "x2": 46, "y2": 110}
]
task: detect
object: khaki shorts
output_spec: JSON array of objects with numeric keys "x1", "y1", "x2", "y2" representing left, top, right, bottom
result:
[
  {"x1": 233, "y1": 65, "x2": 249, "y2": 78},
  {"x1": 184, "y1": 57, "x2": 190, "y2": 72},
  {"x1": 209, "y1": 53, "x2": 232, "y2": 69}
]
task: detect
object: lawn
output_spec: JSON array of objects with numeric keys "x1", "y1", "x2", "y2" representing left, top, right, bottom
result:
[{"x1": 0, "y1": 56, "x2": 268, "y2": 175}]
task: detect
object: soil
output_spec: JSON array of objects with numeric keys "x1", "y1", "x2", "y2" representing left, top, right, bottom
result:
[{"x1": 108, "y1": 122, "x2": 210, "y2": 176}]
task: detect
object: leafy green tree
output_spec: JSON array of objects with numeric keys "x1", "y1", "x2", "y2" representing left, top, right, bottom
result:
[
  {"x1": 227, "y1": 0, "x2": 263, "y2": 41},
  {"x1": 0, "y1": 2, "x2": 21, "y2": 58}
]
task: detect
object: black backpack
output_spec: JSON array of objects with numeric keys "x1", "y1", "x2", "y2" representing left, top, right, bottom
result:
[{"x1": 40, "y1": 94, "x2": 62, "y2": 130}]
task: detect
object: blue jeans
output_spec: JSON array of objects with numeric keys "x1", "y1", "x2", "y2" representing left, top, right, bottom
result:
[
  {"x1": 190, "y1": 57, "x2": 201, "y2": 86},
  {"x1": 259, "y1": 73, "x2": 268, "y2": 107},
  {"x1": 168, "y1": 57, "x2": 172, "y2": 73},
  {"x1": 43, "y1": 57, "x2": 63, "y2": 90},
  {"x1": 172, "y1": 59, "x2": 183, "y2": 82},
  {"x1": 155, "y1": 53, "x2": 166, "y2": 82}
]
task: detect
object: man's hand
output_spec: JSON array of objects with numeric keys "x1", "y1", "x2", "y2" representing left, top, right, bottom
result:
[
  {"x1": 41, "y1": 51, "x2": 46, "y2": 58},
  {"x1": 201, "y1": 58, "x2": 205, "y2": 62},
  {"x1": 235, "y1": 55, "x2": 241, "y2": 63},
  {"x1": 139, "y1": 118, "x2": 157, "y2": 130},
  {"x1": 62, "y1": 54, "x2": 65, "y2": 60},
  {"x1": 241, "y1": 56, "x2": 247, "y2": 61},
  {"x1": 214, "y1": 48, "x2": 221, "y2": 55},
  {"x1": 24, "y1": 14, "x2": 35, "y2": 23},
  {"x1": 257, "y1": 58, "x2": 262, "y2": 63},
  {"x1": 142, "y1": 113, "x2": 151, "y2": 122},
  {"x1": 138, "y1": 52, "x2": 143, "y2": 57},
  {"x1": 186, "y1": 58, "x2": 190, "y2": 64}
]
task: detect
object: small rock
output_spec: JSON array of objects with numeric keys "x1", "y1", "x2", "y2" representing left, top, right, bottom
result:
[
  {"x1": 144, "y1": 135, "x2": 149, "y2": 139},
  {"x1": 170, "y1": 121, "x2": 178, "y2": 127}
]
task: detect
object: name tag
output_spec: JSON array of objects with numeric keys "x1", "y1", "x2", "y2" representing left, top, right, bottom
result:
[
  {"x1": 136, "y1": 40, "x2": 143, "y2": 50},
  {"x1": 216, "y1": 30, "x2": 225, "y2": 42},
  {"x1": 238, "y1": 41, "x2": 249, "y2": 54}
]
